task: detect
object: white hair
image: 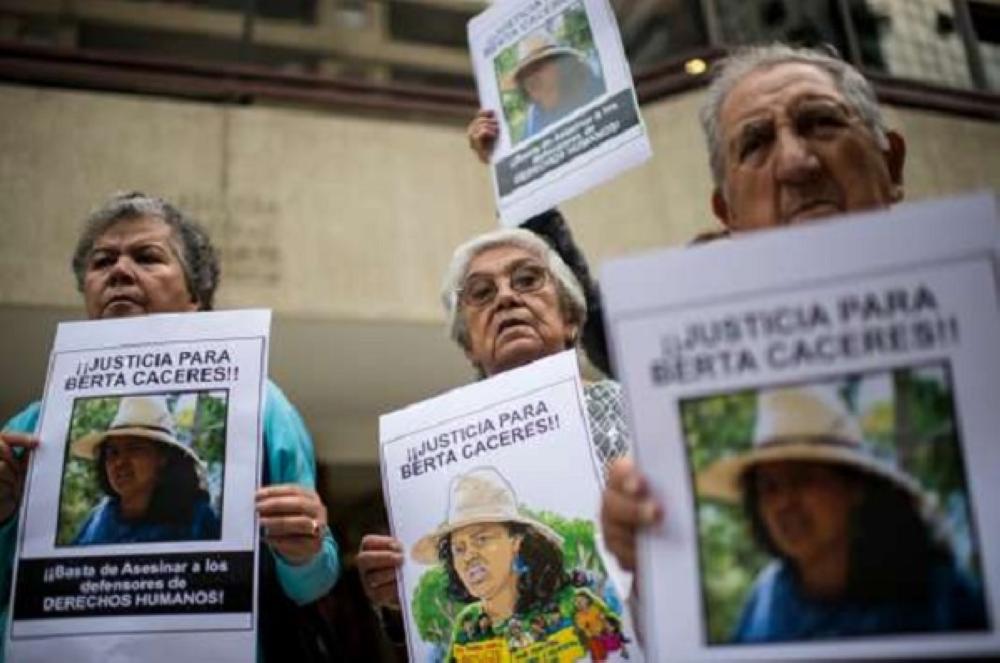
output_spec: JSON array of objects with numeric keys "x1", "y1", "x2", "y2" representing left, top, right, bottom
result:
[
  {"x1": 441, "y1": 228, "x2": 587, "y2": 350},
  {"x1": 700, "y1": 44, "x2": 890, "y2": 190}
]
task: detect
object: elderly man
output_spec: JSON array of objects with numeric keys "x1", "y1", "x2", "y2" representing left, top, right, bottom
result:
[
  {"x1": 600, "y1": 43, "x2": 909, "y2": 573},
  {"x1": 0, "y1": 192, "x2": 339, "y2": 660}
]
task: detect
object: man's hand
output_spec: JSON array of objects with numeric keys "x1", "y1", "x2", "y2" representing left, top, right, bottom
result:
[
  {"x1": 256, "y1": 484, "x2": 327, "y2": 565},
  {"x1": 357, "y1": 534, "x2": 404, "y2": 609},
  {"x1": 0, "y1": 433, "x2": 38, "y2": 523},
  {"x1": 600, "y1": 457, "x2": 663, "y2": 572},
  {"x1": 467, "y1": 109, "x2": 499, "y2": 164}
]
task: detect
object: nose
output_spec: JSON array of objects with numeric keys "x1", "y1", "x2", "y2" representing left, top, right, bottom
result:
[
  {"x1": 106, "y1": 255, "x2": 137, "y2": 287},
  {"x1": 773, "y1": 127, "x2": 821, "y2": 184},
  {"x1": 493, "y1": 278, "x2": 522, "y2": 308}
]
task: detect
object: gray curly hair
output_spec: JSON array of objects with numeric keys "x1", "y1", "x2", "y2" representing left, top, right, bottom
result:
[
  {"x1": 699, "y1": 44, "x2": 889, "y2": 191},
  {"x1": 441, "y1": 228, "x2": 587, "y2": 352},
  {"x1": 71, "y1": 192, "x2": 220, "y2": 310}
]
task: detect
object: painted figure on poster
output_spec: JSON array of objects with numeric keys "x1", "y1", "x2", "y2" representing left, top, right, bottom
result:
[
  {"x1": 71, "y1": 395, "x2": 220, "y2": 545},
  {"x1": 411, "y1": 466, "x2": 627, "y2": 662}
]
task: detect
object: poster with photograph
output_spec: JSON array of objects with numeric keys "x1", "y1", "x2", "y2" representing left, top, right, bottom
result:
[
  {"x1": 5, "y1": 310, "x2": 270, "y2": 663},
  {"x1": 468, "y1": 0, "x2": 652, "y2": 226},
  {"x1": 380, "y1": 351, "x2": 641, "y2": 662},
  {"x1": 600, "y1": 193, "x2": 1000, "y2": 660}
]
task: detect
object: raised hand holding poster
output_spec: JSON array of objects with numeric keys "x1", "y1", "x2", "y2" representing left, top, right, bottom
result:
[{"x1": 469, "y1": 0, "x2": 652, "y2": 226}]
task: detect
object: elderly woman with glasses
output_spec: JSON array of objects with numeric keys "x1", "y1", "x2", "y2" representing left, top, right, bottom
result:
[{"x1": 357, "y1": 227, "x2": 631, "y2": 640}]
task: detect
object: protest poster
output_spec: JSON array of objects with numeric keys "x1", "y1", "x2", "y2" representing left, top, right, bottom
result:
[
  {"x1": 380, "y1": 350, "x2": 641, "y2": 662},
  {"x1": 468, "y1": 0, "x2": 652, "y2": 226},
  {"x1": 600, "y1": 193, "x2": 1000, "y2": 660},
  {"x1": 5, "y1": 310, "x2": 270, "y2": 663}
]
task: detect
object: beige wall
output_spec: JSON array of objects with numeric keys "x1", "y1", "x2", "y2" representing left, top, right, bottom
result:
[
  {"x1": 2, "y1": 83, "x2": 998, "y2": 320},
  {"x1": 1, "y1": 82, "x2": 998, "y2": 473}
]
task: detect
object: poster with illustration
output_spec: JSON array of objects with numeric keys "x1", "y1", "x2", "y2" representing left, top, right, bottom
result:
[
  {"x1": 469, "y1": 0, "x2": 651, "y2": 226},
  {"x1": 380, "y1": 351, "x2": 641, "y2": 662},
  {"x1": 6, "y1": 310, "x2": 269, "y2": 663},
  {"x1": 601, "y1": 193, "x2": 1000, "y2": 660}
]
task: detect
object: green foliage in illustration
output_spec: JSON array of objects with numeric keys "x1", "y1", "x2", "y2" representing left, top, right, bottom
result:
[
  {"x1": 684, "y1": 366, "x2": 976, "y2": 643},
  {"x1": 493, "y1": 3, "x2": 599, "y2": 144},
  {"x1": 410, "y1": 510, "x2": 609, "y2": 647},
  {"x1": 57, "y1": 391, "x2": 228, "y2": 545}
]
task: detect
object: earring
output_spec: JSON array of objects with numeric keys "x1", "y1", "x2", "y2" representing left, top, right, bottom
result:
[{"x1": 513, "y1": 554, "x2": 529, "y2": 575}]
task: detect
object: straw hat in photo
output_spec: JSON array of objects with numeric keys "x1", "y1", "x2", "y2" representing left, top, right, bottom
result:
[
  {"x1": 508, "y1": 31, "x2": 587, "y2": 90},
  {"x1": 696, "y1": 386, "x2": 924, "y2": 503},
  {"x1": 71, "y1": 395, "x2": 205, "y2": 468},
  {"x1": 412, "y1": 466, "x2": 563, "y2": 564}
]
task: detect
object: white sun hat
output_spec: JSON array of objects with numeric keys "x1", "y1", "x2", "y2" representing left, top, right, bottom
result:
[
  {"x1": 696, "y1": 386, "x2": 924, "y2": 503},
  {"x1": 411, "y1": 466, "x2": 562, "y2": 564},
  {"x1": 70, "y1": 395, "x2": 205, "y2": 468}
]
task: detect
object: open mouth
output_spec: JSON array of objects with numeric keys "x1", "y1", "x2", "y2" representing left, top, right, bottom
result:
[{"x1": 465, "y1": 562, "x2": 487, "y2": 585}]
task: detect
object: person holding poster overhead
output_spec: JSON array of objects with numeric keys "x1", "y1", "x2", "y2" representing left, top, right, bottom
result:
[
  {"x1": 411, "y1": 466, "x2": 627, "y2": 661},
  {"x1": 69, "y1": 395, "x2": 221, "y2": 545},
  {"x1": 358, "y1": 227, "x2": 631, "y2": 641},
  {"x1": 695, "y1": 386, "x2": 987, "y2": 642},
  {"x1": 0, "y1": 192, "x2": 339, "y2": 661},
  {"x1": 600, "y1": 43, "x2": 910, "y2": 573}
]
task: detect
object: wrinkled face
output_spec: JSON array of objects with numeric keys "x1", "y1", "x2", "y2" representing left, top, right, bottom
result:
[
  {"x1": 754, "y1": 461, "x2": 861, "y2": 567},
  {"x1": 520, "y1": 58, "x2": 563, "y2": 110},
  {"x1": 460, "y1": 245, "x2": 576, "y2": 377},
  {"x1": 450, "y1": 523, "x2": 522, "y2": 601},
  {"x1": 102, "y1": 436, "x2": 167, "y2": 504},
  {"x1": 714, "y1": 62, "x2": 904, "y2": 231},
  {"x1": 83, "y1": 216, "x2": 199, "y2": 320}
]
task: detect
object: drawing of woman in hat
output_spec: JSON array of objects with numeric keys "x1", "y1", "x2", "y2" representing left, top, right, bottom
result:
[
  {"x1": 507, "y1": 30, "x2": 605, "y2": 142},
  {"x1": 70, "y1": 395, "x2": 221, "y2": 545},
  {"x1": 696, "y1": 386, "x2": 988, "y2": 643},
  {"x1": 412, "y1": 466, "x2": 626, "y2": 662}
]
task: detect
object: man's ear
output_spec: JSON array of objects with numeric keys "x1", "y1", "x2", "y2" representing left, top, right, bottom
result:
[
  {"x1": 885, "y1": 130, "x2": 906, "y2": 203},
  {"x1": 712, "y1": 188, "x2": 733, "y2": 229}
]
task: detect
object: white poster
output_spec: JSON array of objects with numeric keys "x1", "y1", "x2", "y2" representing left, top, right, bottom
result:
[
  {"x1": 601, "y1": 193, "x2": 1000, "y2": 660},
  {"x1": 468, "y1": 0, "x2": 652, "y2": 226},
  {"x1": 380, "y1": 351, "x2": 641, "y2": 663},
  {"x1": 6, "y1": 310, "x2": 270, "y2": 663}
]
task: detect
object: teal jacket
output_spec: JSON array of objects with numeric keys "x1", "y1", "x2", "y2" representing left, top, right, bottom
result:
[{"x1": 0, "y1": 380, "x2": 340, "y2": 660}]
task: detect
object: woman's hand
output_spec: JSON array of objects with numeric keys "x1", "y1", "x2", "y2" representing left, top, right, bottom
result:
[
  {"x1": 0, "y1": 433, "x2": 38, "y2": 523},
  {"x1": 357, "y1": 534, "x2": 404, "y2": 609},
  {"x1": 256, "y1": 484, "x2": 327, "y2": 565},
  {"x1": 467, "y1": 109, "x2": 499, "y2": 164},
  {"x1": 600, "y1": 457, "x2": 663, "y2": 572}
]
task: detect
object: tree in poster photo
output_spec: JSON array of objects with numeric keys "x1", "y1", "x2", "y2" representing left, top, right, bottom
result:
[
  {"x1": 69, "y1": 395, "x2": 220, "y2": 545},
  {"x1": 411, "y1": 466, "x2": 628, "y2": 662},
  {"x1": 696, "y1": 385, "x2": 988, "y2": 643}
]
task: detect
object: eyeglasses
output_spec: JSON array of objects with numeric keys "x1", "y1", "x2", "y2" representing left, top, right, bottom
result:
[{"x1": 458, "y1": 262, "x2": 549, "y2": 308}]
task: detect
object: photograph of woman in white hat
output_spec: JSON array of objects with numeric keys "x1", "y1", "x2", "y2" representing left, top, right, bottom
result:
[
  {"x1": 496, "y1": 4, "x2": 606, "y2": 145},
  {"x1": 687, "y1": 372, "x2": 988, "y2": 645},
  {"x1": 410, "y1": 466, "x2": 628, "y2": 662},
  {"x1": 62, "y1": 393, "x2": 222, "y2": 546}
]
